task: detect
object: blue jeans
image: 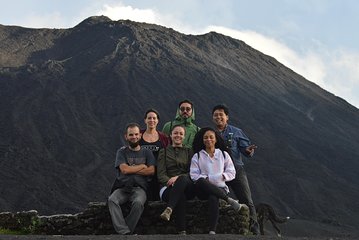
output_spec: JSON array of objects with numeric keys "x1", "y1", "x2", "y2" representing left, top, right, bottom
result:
[{"x1": 108, "y1": 187, "x2": 146, "y2": 234}]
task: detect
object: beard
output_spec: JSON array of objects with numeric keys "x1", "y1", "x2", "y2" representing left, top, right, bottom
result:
[{"x1": 128, "y1": 140, "x2": 140, "y2": 148}]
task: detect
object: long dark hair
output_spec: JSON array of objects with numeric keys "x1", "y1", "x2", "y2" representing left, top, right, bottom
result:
[{"x1": 192, "y1": 127, "x2": 230, "y2": 155}]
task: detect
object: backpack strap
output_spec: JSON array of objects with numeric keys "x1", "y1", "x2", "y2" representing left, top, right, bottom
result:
[{"x1": 169, "y1": 121, "x2": 173, "y2": 133}]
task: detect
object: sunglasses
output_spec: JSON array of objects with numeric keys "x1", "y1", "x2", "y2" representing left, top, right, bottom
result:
[{"x1": 180, "y1": 107, "x2": 192, "y2": 112}]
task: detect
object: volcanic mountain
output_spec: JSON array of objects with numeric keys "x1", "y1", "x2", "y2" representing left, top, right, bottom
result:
[{"x1": 1, "y1": 16, "x2": 359, "y2": 236}]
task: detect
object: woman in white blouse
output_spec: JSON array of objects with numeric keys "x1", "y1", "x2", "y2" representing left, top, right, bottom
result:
[{"x1": 190, "y1": 127, "x2": 248, "y2": 234}]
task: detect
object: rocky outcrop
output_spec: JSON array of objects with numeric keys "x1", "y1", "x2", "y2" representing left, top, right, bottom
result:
[{"x1": 0, "y1": 201, "x2": 250, "y2": 235}]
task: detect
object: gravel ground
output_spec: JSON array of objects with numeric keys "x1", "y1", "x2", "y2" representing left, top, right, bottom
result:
[{"x1": 0, "y1": 234, "x2": 357, "y2": 240}]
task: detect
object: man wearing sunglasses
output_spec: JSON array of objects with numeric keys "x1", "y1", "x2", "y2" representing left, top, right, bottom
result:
[{"x1": 162, "y1": 99, "x2": 200, "y2": 148}]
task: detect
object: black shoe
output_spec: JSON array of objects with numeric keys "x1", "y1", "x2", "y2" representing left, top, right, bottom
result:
[{"x1": 250, "y1": 222, "x2": 260, "y2": 235}]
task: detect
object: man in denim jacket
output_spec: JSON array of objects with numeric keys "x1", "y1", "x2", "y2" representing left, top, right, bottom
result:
[{"x1": 212, "y1": 104, "x2": 260, "y2": 235}]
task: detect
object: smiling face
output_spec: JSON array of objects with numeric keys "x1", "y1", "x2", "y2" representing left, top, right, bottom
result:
[
  {"x1": 171, "y1": 125, "x2": 185, "y2": 147},
  {"x1": 145, "y1": 111, "x2": 159, "y2": 129},
  {"x1": 203, "y1": 130, "x2": 217, "y2": 150},
  {"x1": 212, "y1": 109, "x2": 229, "y2": 130}
]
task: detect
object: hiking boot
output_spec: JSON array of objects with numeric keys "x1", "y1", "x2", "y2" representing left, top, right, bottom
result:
[{"x1": 160, "y1": 207, "x2": 173, "y2": 221}]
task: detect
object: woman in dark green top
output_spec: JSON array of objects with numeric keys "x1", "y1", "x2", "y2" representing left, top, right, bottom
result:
[{"x1": 157, "y1": 125, "x2": 196, "y2": 235}]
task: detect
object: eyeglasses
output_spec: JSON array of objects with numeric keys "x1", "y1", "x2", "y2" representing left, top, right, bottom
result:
[{"x1": 180, "y1": 107, "x2": 192, "y2": 112}]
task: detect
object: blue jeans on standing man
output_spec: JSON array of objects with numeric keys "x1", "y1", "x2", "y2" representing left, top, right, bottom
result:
[{"x1": 226, "y1": 165, "x2": 260, "y2": 234}]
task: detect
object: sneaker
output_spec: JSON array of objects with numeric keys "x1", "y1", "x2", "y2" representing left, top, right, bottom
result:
[
  {"x1": 160, "y1": 207, "x2": 173, "y2": 221},
  {"x1": 239, "y1": 203, "x2": 249, "y2": 211},
  {"x1": 209, "y1": 231, "x2": 216, "y2": 235},
  {"x1": 178, "y1": 231, "x2": 186, "y2": 235},
  {"x1": 227, "y1": 197, "x2": 240, "y2": 210},
  {"x1": 227, "y1": 198, "x2": 249, "y2": 211}
]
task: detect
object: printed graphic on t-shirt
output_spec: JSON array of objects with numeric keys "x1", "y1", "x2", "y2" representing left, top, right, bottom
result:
[
  {"x1": 140, "y1": 139, "x2": 162, "y2": 159},
  {"x1": 142, "y1": 145, "x2": 160, "y2": 152}
]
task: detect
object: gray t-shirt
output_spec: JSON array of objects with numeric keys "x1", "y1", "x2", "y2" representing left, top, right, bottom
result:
[{"x1": 114, "y1": 147, "x2": 155, "y2": 191}]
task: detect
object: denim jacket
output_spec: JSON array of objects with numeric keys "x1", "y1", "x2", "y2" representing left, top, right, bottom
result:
[{"x1": 219, "y1": 124, "x2": 252, "y2": 167}]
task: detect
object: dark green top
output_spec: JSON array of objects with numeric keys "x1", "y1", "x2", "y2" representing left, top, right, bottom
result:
[{"x1": 157, "y1": 145, "x2": 193, "y2": 188}]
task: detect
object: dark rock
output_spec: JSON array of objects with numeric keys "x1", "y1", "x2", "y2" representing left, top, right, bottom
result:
[
  {"x1": 0, "y1": 201, "x2": 250, "y2": 235},
  {"x1": 75, "y1": 16, "x2": 112, "y2": 28}
]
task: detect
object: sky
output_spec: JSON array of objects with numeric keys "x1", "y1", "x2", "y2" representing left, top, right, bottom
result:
[{"x1": 1, "y1": 0, "x2": 358, "y2": 108}]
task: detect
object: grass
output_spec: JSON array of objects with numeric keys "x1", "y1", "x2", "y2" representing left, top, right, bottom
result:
[
  {"x1": 0, "y1": 228, "x2": 30, "y2": 235},
  {"x1": 0, "y1": 216, "x2": 41, "y2": 235}
]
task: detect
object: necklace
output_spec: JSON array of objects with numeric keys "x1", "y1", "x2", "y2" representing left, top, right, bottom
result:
[{"x1": 143, "y1": 131, "x2": 159, "y2": 143}]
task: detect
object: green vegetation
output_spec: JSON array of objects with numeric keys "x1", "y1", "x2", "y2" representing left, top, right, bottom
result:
[
  {"x1": 0, "y1": 228, "x2": 29, "y2": 235},
  {"x1": 21, "y1": 216, "x2": 41, "y2": 234},
  {"x1": 0, "y1": 216, "x2": 41, "y2": 235}
]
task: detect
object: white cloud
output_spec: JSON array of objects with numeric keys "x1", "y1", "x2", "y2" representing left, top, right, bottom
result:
[
  {"x1": 94, "y1": 2, "x2": 197, "y2": 34},
  {"x1": 187, "y1": 25, "x2": 359, "y2": 108},
  {"x1": 97, "y1": 4, "x2": 160, "y2": 24},
  {"x1": 324, "y1": 50, "x2": 359, "y2": 107},
  {"x1": 202, "y1": 26, "x2": 327, "y2": 85}
]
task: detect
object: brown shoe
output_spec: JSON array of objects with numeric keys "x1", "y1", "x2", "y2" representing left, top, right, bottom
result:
[{"x1": 160, "y1": 207, "x2": 173, "y2": 221}]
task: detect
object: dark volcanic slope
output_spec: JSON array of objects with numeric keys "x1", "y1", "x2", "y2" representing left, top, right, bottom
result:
[{"x1": 1, "y1": 16, "x2": 359, "y2": 231}]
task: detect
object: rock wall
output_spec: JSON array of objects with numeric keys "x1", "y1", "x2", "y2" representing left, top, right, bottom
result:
[{"x1": 0, "y1": 200, "x2": 250, "y2": 235}]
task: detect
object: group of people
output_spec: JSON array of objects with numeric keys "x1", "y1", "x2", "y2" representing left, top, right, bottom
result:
[{"x1": 108, "y1": 100, "x2": 260, "y2": 235}]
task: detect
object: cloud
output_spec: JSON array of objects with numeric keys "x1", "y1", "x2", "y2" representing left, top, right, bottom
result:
[
  {"x1": 324, "y1": 49, "x2": 359, "y2": 107},
  {"x1": 97, "y1": 4, "x2": 160, "y2": 24},
  {"x1": 94, "y1": 2, "x2": 195, "y2": 34},
  {"x1": 202, "y1": 26, "x2": 327, "y2": 85},
  {"x1": 200, "y1": 26, "x2": 359, "y2": 108}
]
